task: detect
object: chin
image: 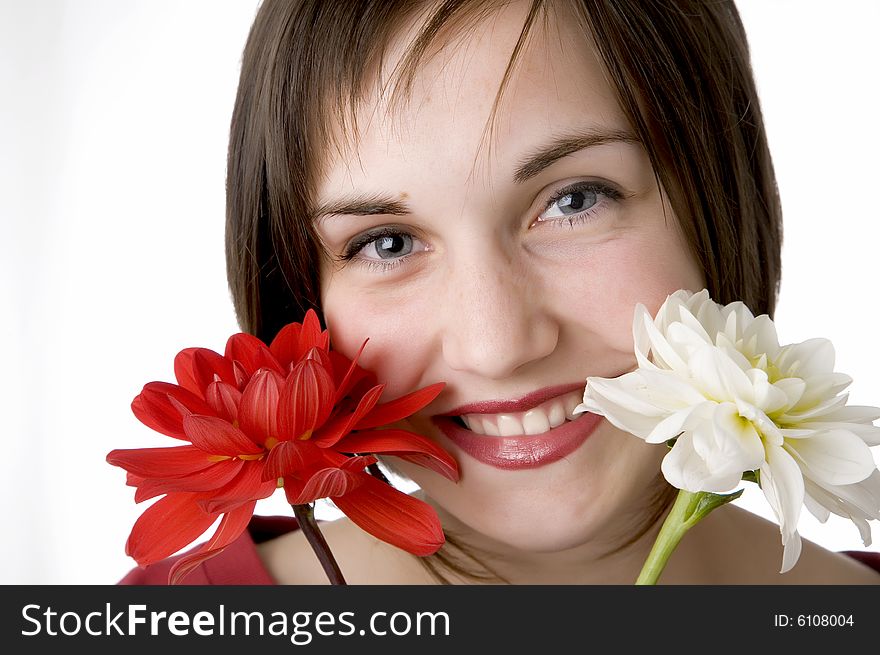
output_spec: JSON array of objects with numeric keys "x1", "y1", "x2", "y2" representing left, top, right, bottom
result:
[{"x1": 388, "y1": 428, "x2": 666, "y2": 557}]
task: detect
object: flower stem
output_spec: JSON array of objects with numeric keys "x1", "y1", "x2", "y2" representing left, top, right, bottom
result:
[
  {"x1": 367, "y1": 462, "x2": 390, "y2": 484},
  {"x1": 636, "y1": 489, "x2": 700, "y2": 585},
  {"x1": 291, "y1": 503, "x2": 347, "y2": 585},
  {"x1": 635, "y1": 487, "x2": 744, "y2": 585}
]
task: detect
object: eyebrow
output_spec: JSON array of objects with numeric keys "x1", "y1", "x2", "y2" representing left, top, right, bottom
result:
[
  {"x1": 311, "y1": 194, "x2": 410, "y2": 223},
  {"x1": 313, "y1": 127, "x2": 639, "y2": 221},
  {"x1": 513, "y1": 127, "x2": 639, "y2": 184}
]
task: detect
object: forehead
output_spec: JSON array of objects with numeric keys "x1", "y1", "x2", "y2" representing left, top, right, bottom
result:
[{"x1": 317, "y1": 1, "x2": 630, "y2": 195}]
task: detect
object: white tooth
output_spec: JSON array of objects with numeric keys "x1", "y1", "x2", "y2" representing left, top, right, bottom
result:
[
  {"x1": 496, "y1": 414, "x2": 525, "y2": 436},
  {"x1": 548, "y1": 402, "x2": 566, "y2": 428},
  {"x1": 522, "y1": 409, "x2": 551, "y2": 435},
  {"x1": 466, "y1": 415, "x2": 484, "y2": 433},
  {"x1": 566, "y1": 390, "x2": 587, "y2": 420},
  {"x1": 461, "y1": 415, "x2": 472, "y2": 430},
  {"x1": 481, "y1": 417, "x2": 501, "y2": 436}
]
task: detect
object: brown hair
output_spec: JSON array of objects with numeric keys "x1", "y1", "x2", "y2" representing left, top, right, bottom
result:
[{"x1": 225, "y1": 0, "x2": 783, "y2": 581}]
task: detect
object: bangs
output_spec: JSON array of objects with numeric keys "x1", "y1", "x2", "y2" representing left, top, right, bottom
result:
[{"x1": 302, "y1": 0, "x2": 548, "y2": 190}]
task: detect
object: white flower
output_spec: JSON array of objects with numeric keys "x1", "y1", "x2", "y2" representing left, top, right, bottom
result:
[{"x1": 577, "y1": 289, "x2": 880, "y2": 573}]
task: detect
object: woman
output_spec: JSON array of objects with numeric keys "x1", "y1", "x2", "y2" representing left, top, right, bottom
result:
[{"x1": 124, "y1": 0, "x2": 880, "y2": 584}]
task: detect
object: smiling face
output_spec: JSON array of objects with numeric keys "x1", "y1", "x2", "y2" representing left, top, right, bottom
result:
[{"x1": 314, "y1": 2, "x2": 705, "y2": 557}]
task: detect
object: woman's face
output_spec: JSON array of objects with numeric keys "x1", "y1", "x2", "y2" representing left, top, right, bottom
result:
[{"x1": 315, "y1": 2, "x2": 704, "y2": 555}]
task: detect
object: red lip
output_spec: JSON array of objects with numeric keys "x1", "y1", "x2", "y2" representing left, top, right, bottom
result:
[
  {"x1": 436, "y1": 382, "x2": 586, "y2": 417},
  {"x1": 432, "y1": 411, "x2": 603, "y2": 470}
]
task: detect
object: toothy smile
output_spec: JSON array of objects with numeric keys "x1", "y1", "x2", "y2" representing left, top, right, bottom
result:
[{"x1": 454, "y1": 390, "x2": 584, "y2": 436}]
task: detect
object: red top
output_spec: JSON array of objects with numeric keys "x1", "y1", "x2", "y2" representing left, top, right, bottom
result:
[
  {"x1": 119, "y1": 514, "x2": 880, "y2": 585},
  {"x1": 118, "y1": 515, "x2": 300, "y2": 585}
]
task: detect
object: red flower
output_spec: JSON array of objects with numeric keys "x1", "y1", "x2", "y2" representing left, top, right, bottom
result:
[{"x1": 107, "y1": 310, "x2": 458, "y2": 583}]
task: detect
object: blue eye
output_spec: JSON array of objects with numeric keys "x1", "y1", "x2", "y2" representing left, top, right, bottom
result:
[
  {"x1": 340, "y1": 226, "x2": 425, "y2": 272},
  {"x1": 536, "y1": 181, "x2": 622, "y2": 225},
  {"x1": 545, "y1": 189, "x2": 598, "y2": 217},
  {"x1": 370, "y1": 233, "x2": 413, "y2": 259}
]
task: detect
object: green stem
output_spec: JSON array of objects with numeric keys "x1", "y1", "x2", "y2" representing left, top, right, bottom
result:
[
  {"x1": 635, "y1": 487, "x2": 744, "y2": 585},
  {"x1": 291, "y1": 503, "x2": 347, "y2": 585},
  {"x1": 636, "y1": 489, "x2": 701, "y2": 585}
]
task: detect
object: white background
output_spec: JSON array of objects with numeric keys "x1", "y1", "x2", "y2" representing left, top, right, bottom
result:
[{"x1": 1, "y1": 0, "x2": 878, "y2": 584}]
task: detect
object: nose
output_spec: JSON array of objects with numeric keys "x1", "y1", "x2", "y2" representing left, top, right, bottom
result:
[{"x1": 440, "y1": 248, "x2": 559, "y2": 379}]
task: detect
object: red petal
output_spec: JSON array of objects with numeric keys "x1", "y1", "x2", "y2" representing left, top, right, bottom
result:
[
  {"x1": 238, "y1": 368, "x2": 283, "y2": 445},
  {"x1": 333, "y1": 429, "x2": 460, "y2": 482},
  {"x1": 126, "y1": 471, "x2": 144, "y2": 487},
  {"x1": 201, "y1": 479, "x2": 276, "y2": 514},
  {"x1": 312, "y1": 384, "x2": 385, "y2": 447},
  {"x1": 106, "y1": 445, "x2": 216, "y2": 478},
  {"x1": 125, "y1": 493, "x2": 218, "y2": 566},
  {"x1": 302, "y1": 308, "x2": 330, "y2": 351},
  {"x1": 168, "y1": 501, "x2": 256, "y2": 584},
  {"x1": 269, "y1": 322, "x2": 302, "y2": 369},
  {"x1": 263, "y1": 440, "x2": 337, "y2": 481},
  {"x1": 303, "y1": 346, "x2": 334, "y2": 373},
  {"x1": 333, "y1": 474, "x2": 445, "y2": 556},
  {"x1": 205, "y1": 381, "x2": 241, "y2": 423},
  {"x1": 269, "y1": 310, "x2": 330, "y2": 368},
  {"x1": 278, "y1": 359, "x2": 336, "y2": 440},
  {"x1": 131, "y1": 459, "x2": 245, "y2": 499},
  {"x1": 354, "y1": 382, "x2": 445, "y2": 429},
  {"x1": 174, "y1": 348, "x2": 235, "y2": 398},
  {"x1": 285, "y1": 464, "x2": 370, "y2": 505},
  {"x1": 330, "y1": 340, "x2": 369, "y2": 402},
  {"x1": 225, "y1": 333, "x2": 283, "y2": 378},
  {"x1": 182, "y1": 415, "x2": 264, "y2": 456},
  {"x1": 330, "y1": 346, "x2": 378, "y2": 399},
  {"x1": 131, "y1": 382, "x2": 215, "y2": 440},
  {"x1": 199, "y1": 460, "x2": 272, "y2": 512}
]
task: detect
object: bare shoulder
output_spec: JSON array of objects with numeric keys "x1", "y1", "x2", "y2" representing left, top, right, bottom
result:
[
  {"x1": 255, "y1": 517, "x2": 434, "y2": 585},
  {"x1": 694, "y1": 505, "x2": 880, "y2": 585}
]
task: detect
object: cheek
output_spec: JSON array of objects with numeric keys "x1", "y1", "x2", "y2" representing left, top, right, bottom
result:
[
  {"x1": 321, "y1": 281, "x2": 436, "y2": 398},
  {"x1": 555, "y1": 230, "x2": 704, "y2": 353}
]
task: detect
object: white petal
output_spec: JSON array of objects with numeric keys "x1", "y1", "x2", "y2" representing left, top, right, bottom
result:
[
  {"x1": 793, "y1": 372, "x2": 852, "y2": 410},
  {"x1": 721, "y1": 301, "x2": 755, "y2": 344},
  {"x1": 715, "y1": 338, "x2": 754, "y2": 371},
  {"x1": 637, "y1": 368, "x2": 707, "y2": 408},
  {"x1": 772, "y1": 377, "x2": 806, "y2": 411},
  {"x1": 780, "y1": 531, "x2": 803, "y2": 574},
  {"x1": 735, "y1": 399, "x2": 783, "y2": 446},
  {"x1": 667, "y1": 321, "x2": 712, "y2": 362},
  {"x1": 759, "y1": 444, "x2": 805, "y2": 555},
  {"x1": 819, "y1": 404, "x2": 880, "y2": 424},
  {"x1": 646, "y1": 402, "x2": 711, "y2": 444},
  {"x1": 806, "y1": 469, "x2": 880, "y2": 523},
  {"x1": 803, "y1": 488, "x2": 831, "y2": 523},
  {"x1": 782, "y1": 391, "x2": 849, "y2": 422},
  {"x1": 779, "y1": 428, "x2": 815, "y2": 439},
  {"x1": 662, "y1": 430, "x2": 742, "y2": 493},
  {"x1": 785, "y1": 429, "x2": 876, "y2": 486},
  {"x1": 689, "y1": 344, "x2": 754, "y2": 404},
  {"x1": 775, "y1": 338, "x2": 836, "y2": 379},
  {"x1": 741, "y1": 313, "x2": 781, "y2": 360},
  {"x1": 581, "y1": 374, "x2": 668, "y2": 440},
  {"x1": 691, "y1": 402, "x2": 765, "y2": 479},
  {"x1": 640, "y1": 309, "x2": 688, "y2": 372},
  {"x1": 683, "y1": 288, "x2": 710, "y2": 312},
  {"x1": 676, "y1": 305, "x2": 714, "y2": 344},
  {"x1": 633, "y1": 303, "x2": 657, "y2": 369},
  {"x1": 795, "y1": 420, "x2": 880, "y2": 446},
  {"x1": 747, "y1": 369, "x2": 790, "y2": 415},
  {"x1": 803, "y1": 475, "x2": 880, "y2": 546},
  {"x1": 694, "y1": 293, "x2": 726, "y2": 339}
]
